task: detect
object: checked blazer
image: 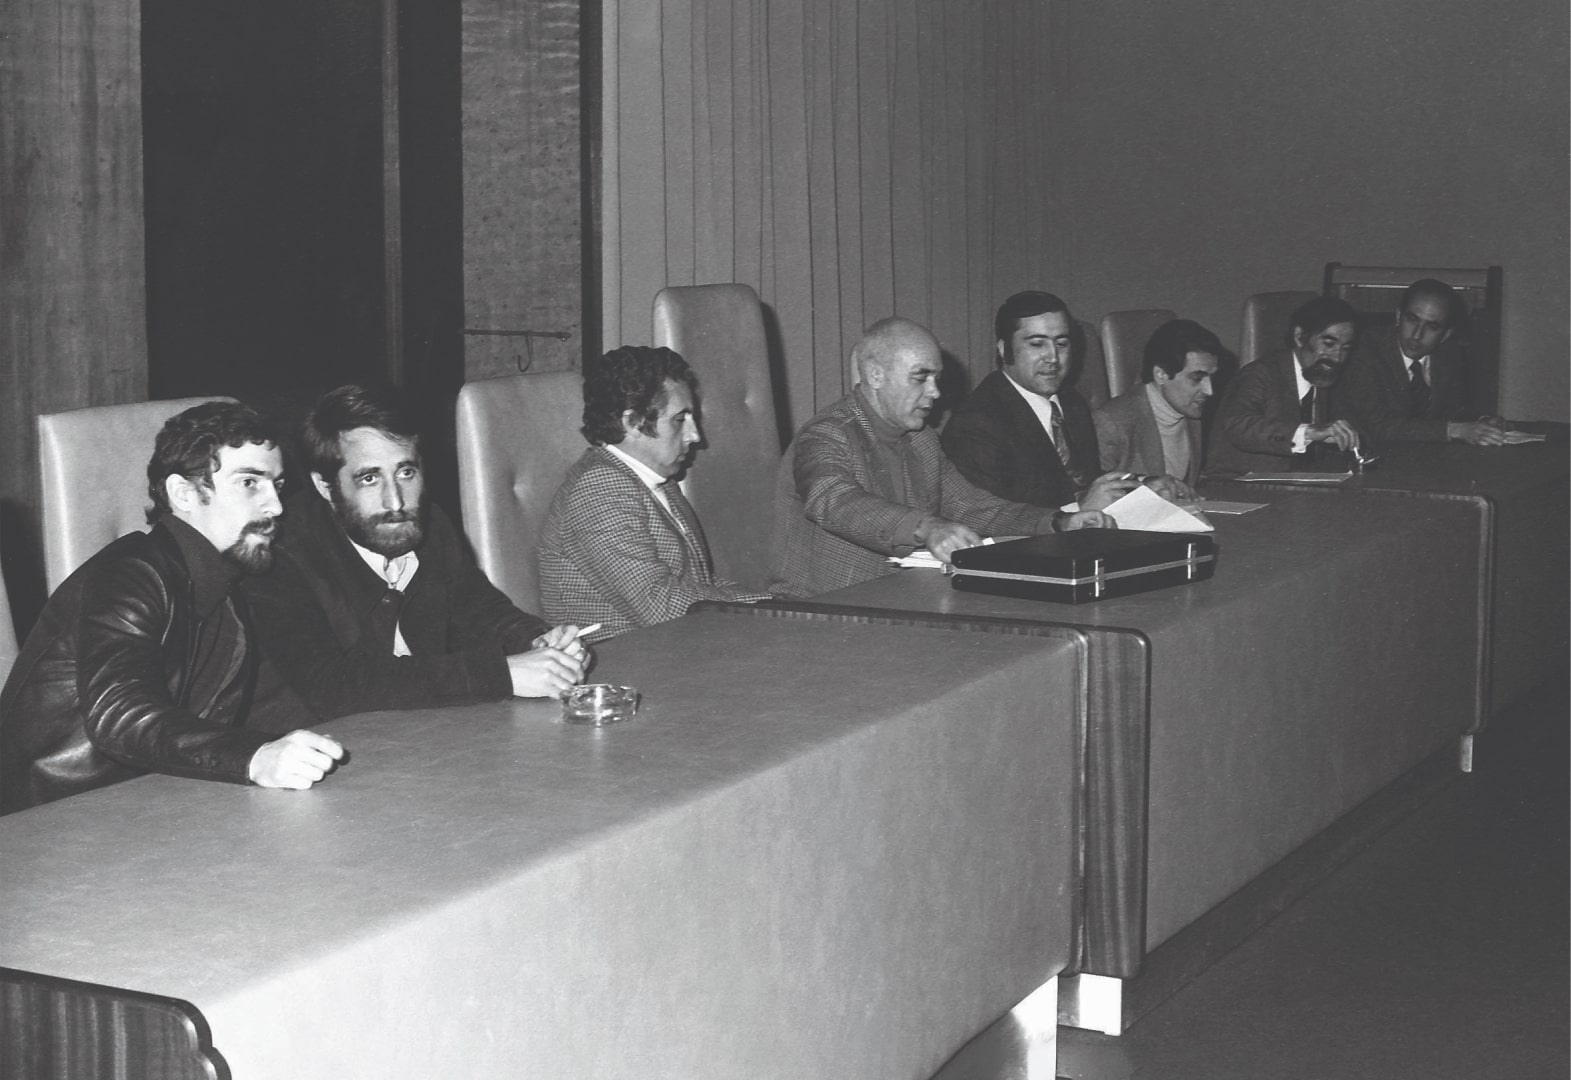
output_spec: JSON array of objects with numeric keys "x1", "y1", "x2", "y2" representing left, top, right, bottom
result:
[
  {"x1": 537, "y1": 447, "x2": 768, "y2": 642},
  {"x1": 770, "y1": 390, "x2": 1058, "y2": 598}
]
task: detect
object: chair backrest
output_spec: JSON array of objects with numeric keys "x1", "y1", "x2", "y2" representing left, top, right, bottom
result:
[
  {"x1": 455, "y1": 371, "x2": 585, "y2": 615},
  {"x1": 1070, "y1": 318, "x2": 1111, "y2": 411},
  {"x1": 1099, "y1": 309, "x2": 1177, "y2": 399},
  {"x1": 38, "y1": 397, "x2": 234, "y2": 592},
  {"x1": 1323, "y1": 263, "x2": 1502, "y2": 415},
  {"x1": 0, "y1": 534, "x2": 19, "y2": 690},
  {"x1": 653, "y1": 284, "x2": 783, "y2": 592},
  {"x1": 1240, "y1": 290, "x2": 1317, "y2": 369}
]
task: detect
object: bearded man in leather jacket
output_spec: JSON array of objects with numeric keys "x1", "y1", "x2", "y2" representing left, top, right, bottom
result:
[{"x1": 0, "y1": 402, "x2": 344, "y2": 814}]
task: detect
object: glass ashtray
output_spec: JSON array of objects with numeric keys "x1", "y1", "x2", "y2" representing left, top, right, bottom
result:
[{"x1": 562, "y1": 684, "x2": 640, "y2": 726}]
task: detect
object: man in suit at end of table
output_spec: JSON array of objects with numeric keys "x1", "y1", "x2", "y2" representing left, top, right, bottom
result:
[
  {"x1": 1094, "y1": 318, "x2": 1222, "y2": 488},
  {"x1": 0, "y1": 401, "x2": 342, "y2": 814},
  {"x1": 538, "y1": 345, "x2": 771, "y2": 641},
  {"x1": 941, "y1": 290, "x2": 1193, "y2": 510},
  {"x1": 1205, "y1": 295, "x2": 1363, "y2": 478},
  {"x1": 242, "y1": 385, "x2": 587, "y2": 718},
  {"x1": 770, "y1": 316, "x2": 1112, "y2": 599},
  {"x1": 1340, "y1": 277, "x2": 1508, "y2": 448}
]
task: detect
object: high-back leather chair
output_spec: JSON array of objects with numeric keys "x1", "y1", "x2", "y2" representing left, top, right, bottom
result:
[
  {"x1": 0, "y1": 536, "x2": 19, "y2": 689},
  {"x1": 455, "y1": 371, "x2": 585, "y2": 615},
  {"x1": 1070, "y1": 318, "x2": 1111, "y2": 412},
  {"x1": 653, "y1": 284, "x2": 783, "y2": 592},
  {"x1": 38, "y1": 397, "x2": 234, "y2": 592},
  {"x1": 1098, "y1": 309, "x2": 1177, "y2": 399},
  {"x1": 1239, "y1": 290, "x2": 1316, "y2": 369}
]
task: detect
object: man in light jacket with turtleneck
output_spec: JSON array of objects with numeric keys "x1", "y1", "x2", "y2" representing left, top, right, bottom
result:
[{"x1": 1094, "y1": 318, "x2": 1222, "y2": 487}]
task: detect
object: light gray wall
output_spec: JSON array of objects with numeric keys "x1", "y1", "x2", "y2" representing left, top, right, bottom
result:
[{"x1": 1054, "y1": 1, "x2": 1568, "y2": 419}]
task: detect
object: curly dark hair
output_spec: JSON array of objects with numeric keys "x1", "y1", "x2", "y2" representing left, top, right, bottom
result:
[
  {"x1": 581, "y1": 346, "x2": 699, "y2": 446},
  {"x1": 145, "y1": 401, "x2": 280, "y2": 522},
  {"x1": 303, "y1": 384, "x2": 421, "y2": 480},
  {"x1": 1286, "y1": 296, "x2": 1360, "y2": 347}
]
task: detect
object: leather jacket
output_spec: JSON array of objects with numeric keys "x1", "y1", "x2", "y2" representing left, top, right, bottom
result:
[{"x1": 0, "y1": 520, "x2": 272, "y2": 814}]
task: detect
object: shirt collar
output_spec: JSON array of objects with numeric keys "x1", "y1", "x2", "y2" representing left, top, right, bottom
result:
[
  {"x1": 348, "y1": 537, "x2": 419, "y2": 590},
  {"x1": 604, "y1": 442, "x2": 669, "y2": 490},
  {"x1": 159, "y1": 514, "x2": 242, "y2": 617},
  {"x1": 854, "y1": 387, "x2": 911, "y2": 447},
  {"x1": 1292, "y1": 356, "x2": 1313, "y2": 400}
]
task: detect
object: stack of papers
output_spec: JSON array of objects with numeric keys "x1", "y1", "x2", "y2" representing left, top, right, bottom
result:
[{"x1": 1102, "y1": 485, "x2": 1214, "y2": 532}]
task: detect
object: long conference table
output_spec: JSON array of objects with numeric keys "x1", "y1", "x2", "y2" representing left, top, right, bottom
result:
[
  {"x1": 1, "y1": 613, "x2": 1085, "y2": 1080},
  {"x1": 707, "y1": 482, "x2": 1510, "y2": 1033}
]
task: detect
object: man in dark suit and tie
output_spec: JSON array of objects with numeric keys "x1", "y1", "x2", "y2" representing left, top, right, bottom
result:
[
  {"x1": 1340, "y1": 278, "x2": 1508, "y2": 448},
  {"x1": 538, "y1": 346, "x2": 770, "y2": 640},
  {"x1": 1206, "y1": 295, "x2": 1364, "y2": 477},
  {"x1": 941, "y1": 291, "x2": 1189, "y2": 509}
]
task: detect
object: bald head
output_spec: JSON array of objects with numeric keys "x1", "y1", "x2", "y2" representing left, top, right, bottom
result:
[{"x1": 855, "y1": 318, "x2": 943, "y2": 432}]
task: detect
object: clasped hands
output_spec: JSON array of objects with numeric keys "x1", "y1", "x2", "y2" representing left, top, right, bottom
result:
[{"x1": 508, "y1": 624, "x2": 591, "y2": 698}]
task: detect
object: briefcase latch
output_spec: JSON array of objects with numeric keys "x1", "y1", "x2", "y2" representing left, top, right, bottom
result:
[
  {"x1": 1185, "y1": 541, "x2": 1199, "y2": 581},
  {"x1": 1092, "y1": 557, "x2": 1105, "y2": 598}
]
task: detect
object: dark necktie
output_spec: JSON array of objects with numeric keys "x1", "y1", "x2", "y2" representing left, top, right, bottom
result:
[
  {"x1": 1299, "y1": 386, "x2": 1324, "y2": 426},
  {"x1": 1048, "y1": 398, "x2": 1075, "y2": 475},
  {"x1": 1408, "y1": 360, "x2": 1431, "y2": 416},
  {"x1": 660, "y1": 481, "x2": 714, "y2": 581}
]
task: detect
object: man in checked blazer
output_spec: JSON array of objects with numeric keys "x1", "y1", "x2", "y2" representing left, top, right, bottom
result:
[{"x1": 538, "y1": 346, "x2": 771, "y2": 642}]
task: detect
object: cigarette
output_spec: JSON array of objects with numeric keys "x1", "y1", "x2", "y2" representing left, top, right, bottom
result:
[{"x1": 573, "y1": 623, "x2": 603, "y2": 640}]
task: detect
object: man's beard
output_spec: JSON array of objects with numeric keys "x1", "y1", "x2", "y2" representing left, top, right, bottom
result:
[
  {"x1": 223, "y1": 519, "x2": 277, "y2": 574},
  {"x1": 332, "y1": 489, "x2": 425, "y2": 558},
  {"x1": 1303, "y1": 360, "x2": 1341, "y2": 388}
]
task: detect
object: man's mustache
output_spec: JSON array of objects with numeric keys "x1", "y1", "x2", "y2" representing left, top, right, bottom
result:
[
  {"x1": 369, "y1": 510, "x2": 420, "y2": 526},
  {"x1": 242, "y1": 520, "x2": 277, "y2": 539}
]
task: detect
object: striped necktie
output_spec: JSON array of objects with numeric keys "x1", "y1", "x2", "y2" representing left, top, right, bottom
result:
[
  {"x1": 659, "y1": 480, "x2": 714, "y2": 580},
  {"x1": 1048, "y1": 398, "x2": 1075, "y2": 474}
]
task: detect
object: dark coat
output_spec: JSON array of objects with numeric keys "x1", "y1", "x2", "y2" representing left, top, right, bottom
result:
[
  {"x1": 940, "y1": 370, "x2": 1100, "y2": 508},
  {"x1": 1341, "y1": 324, "x2": 1475, "y2": 446},
  {"x1": 0, "y1": 521, "x2": 271, "y2": 814},
  {"x1": 243, "y1": 492, "x2": 548, "y2": 718},
  {"x1": 1205, "y1": 352, "x2": 1351, "y2": 478}
]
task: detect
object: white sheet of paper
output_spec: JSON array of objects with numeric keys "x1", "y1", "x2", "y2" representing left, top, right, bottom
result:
[
  {"x1": 1197, "y1": 499, "x2": 1268, "y2": 515},
  {"x1": 1234, "y1": 471, "x2": 1351, "y2": 484},
  {"x1": 1103, "y1": 485, "x2": 1214, "y2": 532}
]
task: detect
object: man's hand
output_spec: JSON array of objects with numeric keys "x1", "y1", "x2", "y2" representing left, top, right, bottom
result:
[
  {"x1": 1307, "y1": 420, "x2": 1360, "y2": 451},
  {"x1": 921, "y1": 520, "x2": 984, "y2": 564},
  {"x1": 1142, "y1": 474, "x2": 1196, "y2": 504},
  {"x1": 507, "y1": 645, "x2": 587, "y2": 698},
  {"x1": 248, "y1": 730, "x2": 345, "y2": 790},
  {"x1": 1081, "y1": 472, "x2": 1142, "y2": 511},
  {"x1": 1448, "y1": 419, "x2": 1510, "y2": 446},
  {"x1": 533, "y1": 623, "x2": 591, "y2": 663},
  {"x1": 1056, "y1": 509, "x2": 1116, "y2": 531}
]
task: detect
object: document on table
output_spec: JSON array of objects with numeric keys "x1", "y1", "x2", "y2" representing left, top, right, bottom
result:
[
  {"x1": 1103, "y1": 485, "x2": 1214, "y2": 532},
  {"x1": 888, "y1": 536, "x2": 1007, "y2": 569},
  {"x1": 1233, "y1": 471, "x2": 1352, "y2": 485},
  {"x1": 1197, "y1": 499, "x2": 1268, "y2": 515}
]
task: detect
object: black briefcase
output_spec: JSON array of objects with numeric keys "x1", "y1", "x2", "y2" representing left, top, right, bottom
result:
[{"x1": 949, "y1": 530, "x2": 1216, "y2": 603}]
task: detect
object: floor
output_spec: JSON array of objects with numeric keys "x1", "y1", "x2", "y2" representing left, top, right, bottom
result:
[{"x1": 931, "y1": 678, "x2": 1569, "y2": 1080}]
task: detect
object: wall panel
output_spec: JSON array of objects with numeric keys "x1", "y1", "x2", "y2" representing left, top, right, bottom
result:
[{"x1": 602, "y1": 0, "x2": 1063, "y2": 428}]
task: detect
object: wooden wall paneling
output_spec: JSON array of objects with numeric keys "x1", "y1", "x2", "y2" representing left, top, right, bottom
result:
[
  {"x1": 461, "y1": 0, "x2": 584, "y2": 379},
  {"x1": 765, "y1": 0, "x2": 814, "y2": 425},
  {"x1": 805, "y1": 0, "x2": 846, "y2": 405},
  {"x1": 698, "y1": 0, "x2": 736, "y2": 287},
  {"x1": 830, "y1": 0, "x2": 866, "y2": 389},
  {"x1": 0, "y1": 0, "x2": 147, "y2": 632},
  {"x1": 661, "y1": 0, "x2": 696, "y2": 291},
  {"x1": 855, "y1": 2, "x2": 896, "y2": 326},
  {"x1": 888, "y1": 3, "x2": 928, "y2": 328},
  {"x1": 729, "y1": 2, "x2": 764, "y2": 300}
]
